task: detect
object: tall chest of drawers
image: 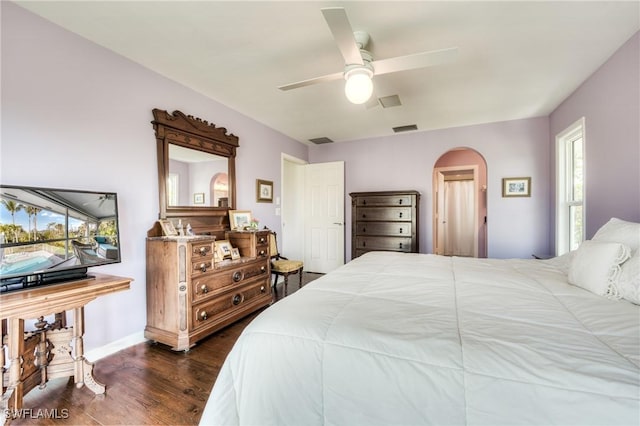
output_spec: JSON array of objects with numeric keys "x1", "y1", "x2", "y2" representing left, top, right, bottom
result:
[
  {"x1": 350, "y1": 190, "x2": 420, "y2": 259},
  {"x1": 145, "y1": 230, "x2": 271, "y2": 351}
]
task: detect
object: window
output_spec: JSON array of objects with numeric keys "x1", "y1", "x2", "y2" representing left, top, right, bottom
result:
[
  {"x1": 167, "y1": 173, "x2": 179, "y2": 206},
  {"x1": 556, "y1": 118, "x2": 585, "y2": 255}
]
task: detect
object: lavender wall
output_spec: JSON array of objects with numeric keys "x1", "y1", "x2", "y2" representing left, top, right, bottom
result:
[
  {"x1": 549, "y1": 32, "x2": 639, "y2": 239},
  {"x1": 1, "y1": 2, "x2": 306, "y2": 351},
  {"x1": 309, "y1": 117, "x2": 551, "y2": 260}
]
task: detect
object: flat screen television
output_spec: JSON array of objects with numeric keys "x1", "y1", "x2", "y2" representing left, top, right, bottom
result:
[{"x1": 0, "y1": 185, "x2": 121, "y2": 293}]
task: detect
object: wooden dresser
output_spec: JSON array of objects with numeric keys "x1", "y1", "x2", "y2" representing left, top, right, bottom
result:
[
  {"x1": 145, "y1": 230, "x2": 271, "y2": 351},
  {"x1": 350, "y1": 190, "x2": 420, "y2": 259}
]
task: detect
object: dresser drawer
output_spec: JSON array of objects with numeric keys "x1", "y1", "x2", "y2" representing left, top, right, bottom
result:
[
  {"x1": 356, "y1": 207, "x2": 412, "y2": 221},
  {"x1": 354, "y1": 236, "x2": 413, "y2": 252},
  {"x1": 355, "y1": 195, "x2": 413, "y2": 207},
  {"x1": 192, "y1": 261, "x2": 268, "y2": 301},
  {"x1": 191, "y1": 241, "x2": 215, "y2": 258},
  {"x1": 190, "y1": 259, "x2": 215, "y2": 277},
  {"x1": 354, "y1": 222, "x2": 411, "y2": 237},
  {"x1": 192, "y1": 279, "x2": 270, "y2": 328}
]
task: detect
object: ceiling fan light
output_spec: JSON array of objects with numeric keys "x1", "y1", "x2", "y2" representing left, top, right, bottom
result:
[{"x1": 344, "y1": 69, "x2": 373, "y2": 104}]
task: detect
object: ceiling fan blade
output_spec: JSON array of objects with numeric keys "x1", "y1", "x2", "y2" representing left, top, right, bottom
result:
[
  {"x1": 372, "y1": 47, "x2": 459, "y2": 76},
  {"x1": 278, "y1": 71, "x2": 343, "y2": 91},
  {"x1": 321, "y1": 7, "x2": 363, "y2": 66}
]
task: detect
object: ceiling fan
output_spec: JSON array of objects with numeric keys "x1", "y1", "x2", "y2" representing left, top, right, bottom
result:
[
  {"x1": 278, "y1": 7, "x2": 459, "y2": 105},
  {"x1": 83, "y1": 194, "x2": 114, "y2": 208}
]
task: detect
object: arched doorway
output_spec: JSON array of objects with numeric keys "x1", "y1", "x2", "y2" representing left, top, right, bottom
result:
[
  {"x1": 433, "y1": 148, "x2": 488, "y2": 257},
  {"x1": 210, "y1": 173, "x2": 228, "y2": 207}
]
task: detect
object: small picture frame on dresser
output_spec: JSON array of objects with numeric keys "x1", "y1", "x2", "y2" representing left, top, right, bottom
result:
[
  {"x1": 231, "y1": 247, "x2": 241, "y2": 260},
  {"x1": 158, "y1": 219, "x2": 178, "y2": 236},
  {"x1": 229, "y1": 210, "x2": 252, "y2": 230},
  {"x1": 216, "y1": 240, "x2": 233, "y2": 259}
]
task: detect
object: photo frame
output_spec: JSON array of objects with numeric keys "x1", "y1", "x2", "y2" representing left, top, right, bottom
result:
[
  {"x1": 230, "y1": 247, "x2": 241, "y2": 260},
  {"x1": 158, "y1": 219, "x2": 178, "y2": 236},
  {"x1": 229, "y1": 210, "x2": 252, "y2": 230},
  {"x1": 193, "y1": 192, "x2": 205, "y2": 204},
  {"x1": 215, "y1": 240, "x2": 233, "y2": 259},
  {"x1": 256, "y1": 179, "x2": 273, "y2": 203},
  {"x1": 502, "y1": 177, "x2": 531, "y2": 197}
]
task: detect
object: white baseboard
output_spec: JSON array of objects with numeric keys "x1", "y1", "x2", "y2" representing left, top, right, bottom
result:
[{"x1": 84, "y1": 331, "x2": 147, "y2": 362}]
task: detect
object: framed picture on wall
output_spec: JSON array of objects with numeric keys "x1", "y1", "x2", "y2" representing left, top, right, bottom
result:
[
  {"x1": 193, "y1": 192, "x2": 205, "y2": 204},
  {"x1": 502, "y1": 177, "x2": 531, "y2": 197},
  {"x1": 256, "y1": 179, "x2": 273, "y2": 203}
]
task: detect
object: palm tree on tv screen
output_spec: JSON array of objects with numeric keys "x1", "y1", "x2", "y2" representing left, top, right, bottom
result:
[{"x1": 1, "y1": 199, "x2": 24, "y2": 243}]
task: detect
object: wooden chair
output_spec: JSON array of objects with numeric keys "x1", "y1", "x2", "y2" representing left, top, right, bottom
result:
[{"x1": 269, "y1": 232, "x2": 303, "y2": 299}]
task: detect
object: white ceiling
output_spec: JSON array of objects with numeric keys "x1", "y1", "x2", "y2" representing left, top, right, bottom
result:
[{"x1": 15, "y1": 1, "x2": 640, "y2": 145}]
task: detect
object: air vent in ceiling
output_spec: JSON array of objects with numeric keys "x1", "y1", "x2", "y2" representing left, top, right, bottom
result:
[
  {"x1": 309, "y1": 137, "x2": 334, "y2": 144},
  {"x1": 379, "y1": 95, "x2": 401, "y2": 108},
  {"x1": 392, "y1": 124, "x2": 418, "y2": 133}
]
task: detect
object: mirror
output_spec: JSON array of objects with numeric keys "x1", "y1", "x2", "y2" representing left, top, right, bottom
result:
[
  {"x1": 152, "y1": 109, "x2": 238, "y2": 220},
  {"x1": 168, "y1": 145, "x2": 229, "y2": 207}
]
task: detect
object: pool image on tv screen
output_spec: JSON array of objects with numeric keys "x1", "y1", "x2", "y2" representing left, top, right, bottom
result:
[{"x1": 0, "y1": 185, "x2": 121, "y2": 292}]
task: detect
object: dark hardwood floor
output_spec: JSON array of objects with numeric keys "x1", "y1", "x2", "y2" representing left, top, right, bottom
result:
[{"x1": 12, "y1": 273, "x2": 322, "y2": 425}]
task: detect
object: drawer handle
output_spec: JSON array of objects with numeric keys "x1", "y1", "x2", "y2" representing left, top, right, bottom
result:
[
  {"x1": 362, "y1": 241, "x2": 366, "y2": 247},
  {"x1": 362, "y1": 227, "x2": 366, "y2": 233},
  {"x1": 200, "y1": 284, "x2": 208, "y2": 294},
  {"x1": 399, "y1": 212, "x2": 403, "y2": 218},
  {"x1": 232, "y1": 294, "x2": 244, "y2": 305},
  {"x1": 198, "y1": 246, "x2": 210, "y2": 256},
  {"x1": 258, "y1": 237, "x2": 266, "y2": 243},
  {"x1": 362, "y1": 213, "x2": 367, "y2": 219},
  {"x1": 200, "y1": 310, "x2": 208, "y2": 321},
  {"x1": 399, "y1": 199, "x2": 403, "y2": 205},
  {"x1": 260, "y1": 285, "x2": 266, "y2": 293},
  {"x1": 200, "y1": 263, "x2": 208, "y2": 273},
  {"x1": 399, "y1": 228, "x2": 403, "y2": 234},
  {"x1": 259, "y1": 250, "x2": 266, "y2": 257},
  {"x1": 399, "y1": 242, "x2": 403, "y2": 249},
  {"x1": 363, "y1": 200, "x2": 367, "y2": 205},
  {"x1": 260, "y1": 266, "x2": 266, "y2": 273},
  {"x1": 232, "y1": 271, "x2": 243, "y2": 282}
]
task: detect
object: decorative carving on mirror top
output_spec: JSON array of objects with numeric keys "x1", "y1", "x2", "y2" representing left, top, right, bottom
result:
[{"x1": 152, "y1": 109, "x2": 239, "y2": 147}]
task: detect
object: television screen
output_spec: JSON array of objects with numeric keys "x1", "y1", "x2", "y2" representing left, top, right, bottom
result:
[{"x1": 0, "y1": 185, "x2": 121, "y2": 292}]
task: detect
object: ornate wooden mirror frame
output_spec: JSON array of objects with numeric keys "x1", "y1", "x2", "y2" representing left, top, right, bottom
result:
[{"x1": 151, "y1": 109, "x2": 238, "y2": 236}]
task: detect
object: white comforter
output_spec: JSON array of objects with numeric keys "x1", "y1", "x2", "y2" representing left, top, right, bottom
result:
[{"x1": 200, "y1": 252, "x2": 640, "y2": 425}]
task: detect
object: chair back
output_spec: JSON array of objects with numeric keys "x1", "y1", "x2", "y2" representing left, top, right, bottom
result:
[{"x1": 268, "y1": 232, "x2": 279, "y2": 258}]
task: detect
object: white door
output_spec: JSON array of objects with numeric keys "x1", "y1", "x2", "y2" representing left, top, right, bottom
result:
[{"x1": 304, "y1": 161, "x2": 345, "y2": 273}]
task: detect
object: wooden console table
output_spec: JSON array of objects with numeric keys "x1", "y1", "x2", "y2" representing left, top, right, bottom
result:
[{"x1": 0, "y1": 273, "x2": 132, "y2": 424}]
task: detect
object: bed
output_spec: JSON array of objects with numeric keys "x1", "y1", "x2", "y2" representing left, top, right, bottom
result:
[{"x1": 200, "y1": 219, "x2": 639, "y2": 425}]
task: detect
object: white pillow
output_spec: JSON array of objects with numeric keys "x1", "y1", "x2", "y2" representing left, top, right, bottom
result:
[
  {"x1": 618, "y1": 252, "x2": 640, "y2": 305},
  {"x1": 568, "y1": 240, "x2": 631, "y2": 297},
  {"x1": 592, "y1": 218, "x2": 640, "y2": 254}
]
